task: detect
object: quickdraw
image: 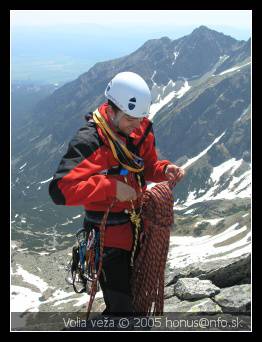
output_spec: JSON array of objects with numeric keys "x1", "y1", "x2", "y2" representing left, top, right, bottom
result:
[{"x1": 65, "y1": 227, "x2": 101, "y2": 295}]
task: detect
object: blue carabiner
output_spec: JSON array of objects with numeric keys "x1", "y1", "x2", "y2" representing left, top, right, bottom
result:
[
  {"x1": 79, "y1": 241, "x2": 87, "y2": 272},
  {"x1": 120, "y1": 168, "x2": 129, "y2": 176}
]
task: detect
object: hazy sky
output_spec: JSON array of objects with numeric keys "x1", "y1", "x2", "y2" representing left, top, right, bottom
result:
[
  {"x1": 11, "y1": 10, "x2": 251, "y2": 30},
  {"x1": 11, "y1": 10, "x2": 251, "y2": 83}
]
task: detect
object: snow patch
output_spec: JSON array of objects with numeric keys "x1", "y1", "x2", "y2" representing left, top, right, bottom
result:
[
  {"x1": 176, "y1": 80, "x2": 191, "y2": 99},
  {"x1": 219, "y1": 61, "x2": 251, "y2": 76},
  {"x1": 211, "y1": 158, "x2": 243, "y2": 183},
  {"x1": 17, "y1": 248, "x2": 28, "y2": 252},
  {"x1": 168, "y1": 223, "x2": 250, "y2": 269},
  {"x1": 182, "y1": 131, "x2": 226, "y2": 170},
  {"x1": 194, "y1": 218, "x2": 224, "y2": 227},
  {"x1": 14, "y1": 264, "x2": 49, "y2": 292},
  {"x1": 184, "y1": 209, "x2": 195, "y2": 215},
  {"x1": 172, "y1": 51, "x2": 179, "y2": 65},
  {"x1": 219, "y1": 55, "x2": 230, "y2": 62},
  {"x1": 11, "y1": 241, "x2": 18, "y2": 249},
  {"x1": 58, "y1": 142, "x2": 66, "y2": 153},
  {"x1": 151, "y1": 71, "x2": 157, "y2": 85},
  {"x1": 19, "y1": 163, "x2": 27, "y2": 170},
  {"x1": 37, "y1": 252, "x2": 50, "y2": 256},
  {"x1": 72, "y1": 214, "x2": 82, "y2": 220},
  {"x1": 39, "y1": 177, "x2": 53, "y2": 184},
  {"x1": 149, "y1": 80, "x2": 191, "y2": 120},
  {"x1": 149, "y1": 90, "x2": 177, "y2": 120},
  {"x1": 11, "y1": 285, "x2": 43, "y2": 312},
  {"x1": 61, "y1": 219, "x2": 74, "y2": 226},
  {"x1": 182, "y1": 158, "x2": 251, "y2": 207},
  {"x1": 236, "y1": 106, "x2": 250, "y2": 122}
]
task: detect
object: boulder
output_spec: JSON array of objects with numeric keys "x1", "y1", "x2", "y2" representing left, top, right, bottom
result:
[
  {"x1": 164, "y1": 296, "x2": 222, "y2": 313},
  {"x1": 167, "y1": 253, "x2": 250, "y2": 288},
  {"x1": 164, "y1": 286, "x2": 175, "y2": 299},
  {"x1": 213, "y1": 284, "x2": 251, "y2": 313},
  {"x1": 197, "y1": 254, "x2": 251, "y2": 287},
  {"x1": 173, "y1": 277, "x2": 220, "y2": 300}
]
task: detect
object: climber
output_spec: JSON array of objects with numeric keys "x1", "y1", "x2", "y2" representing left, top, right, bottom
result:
[{"x1": 49, "y1": 71, "x2": 185, "y2": 316}]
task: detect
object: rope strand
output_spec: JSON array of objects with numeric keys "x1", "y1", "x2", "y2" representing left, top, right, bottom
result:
[
  {"x1": 131, "y1": 181, "x2": 175, "y2": 316},
  {"x1": 86, "y1": 200, "x2": 116, "y2": 320}
]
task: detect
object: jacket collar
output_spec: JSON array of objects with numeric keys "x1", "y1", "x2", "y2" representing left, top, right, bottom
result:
[{"x1": 97, "y1": 102, "x2": 151, "y2": 146}]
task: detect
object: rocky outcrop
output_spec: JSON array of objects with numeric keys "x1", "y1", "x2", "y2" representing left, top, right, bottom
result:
[
  {"x1": 164, "y1": 296, "x2": 222, "y2": 313},
  {"x1": 11, "y1": 240, "x2": 251, "y2": 331},
  {"x1": 166, "y1": 253, "x2": 251, "y2": 288},
  {"x1": 213, "y1": 284, "x2": 251, "y2": 313},
  {"x1": 164, "y1": 252, "x2": 251, "y2": 321},
  {"x1": 173, "y1": 277, "x2": 220, "y2": 300}
]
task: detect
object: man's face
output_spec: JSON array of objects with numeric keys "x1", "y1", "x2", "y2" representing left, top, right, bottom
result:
[
  {"x1": 107, "y1": 106, "x2": 142, "y2": 135},
  {"x1": 117, "y1": 112, "x2": 142, "y2": 135}
]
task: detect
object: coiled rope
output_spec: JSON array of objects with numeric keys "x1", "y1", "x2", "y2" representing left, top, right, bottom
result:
[
  {"x1": 131, "y1": 180, "x2": 176, "y2": 316},
  {"x1": 86, "y1": 180, "x2": 175, "y2": 319}
]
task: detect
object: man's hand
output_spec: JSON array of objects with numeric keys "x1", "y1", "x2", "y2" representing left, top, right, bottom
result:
[
  {"x1": 116, "y1": 181, "x2": 137, "y2": 202},
  {"x1": 165, "y1": 164, "x2": 185, "y2": 182}
]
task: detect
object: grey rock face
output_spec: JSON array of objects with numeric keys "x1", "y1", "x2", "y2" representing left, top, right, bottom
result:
[
  {"x1": 164, "y1": 296, "x2": 222, "y2": 313},
  {"x1": 213, "y1": 284, "x2": 251, "y2": 313},
  {"x1": 164, "y1": 285, "x2": 175, "y2": 299},
  {"x1": 197, "y1": 254, "x2": 251, "y2": 287},
  {"x1": 168, "y1": 253, "x2": 251, "y2": 288},
  {"x1": 164, "y1": 296, "x2": 182, "y2": 312},
  {"x1": 174, "y1": 277, "x2": 220, "y2": 300}
]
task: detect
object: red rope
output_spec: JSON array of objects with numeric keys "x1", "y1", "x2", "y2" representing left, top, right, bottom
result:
[
  {"x1": 86, "y1": 200, "x2": 116, "y2": 320},
  {"x1": 131, "y1": 181, "x2": 175, "y2": 315},
  {"x1": 85, "y1": 180, "x2": 175, "y2": 318}
]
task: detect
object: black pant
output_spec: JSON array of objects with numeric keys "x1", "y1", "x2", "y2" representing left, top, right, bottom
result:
[{"x1": 98, "y1": 247, "x2": 135, "y2": 316}]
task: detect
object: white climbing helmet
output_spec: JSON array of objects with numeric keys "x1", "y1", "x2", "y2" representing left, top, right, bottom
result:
[{"x1": 105, "y1": 71, "x2": 151, "y2": 118}]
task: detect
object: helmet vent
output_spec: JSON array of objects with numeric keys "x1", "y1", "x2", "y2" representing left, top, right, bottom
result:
[
  {"x1": 128, "y1": 103, "x2": 136, "y2": 110},
  {"x1": 128, "y1": 97, "x2": 136, "y2": 110}
]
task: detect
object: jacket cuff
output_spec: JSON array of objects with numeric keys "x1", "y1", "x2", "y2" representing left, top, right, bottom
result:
[{"x1": 159, "y1": 161, "x2": 172, "y2": 175}]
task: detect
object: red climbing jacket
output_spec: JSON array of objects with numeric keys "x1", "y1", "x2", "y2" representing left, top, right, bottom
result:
[{"x1": 49, "y1": 102, "x2": 171, "y2": 251}]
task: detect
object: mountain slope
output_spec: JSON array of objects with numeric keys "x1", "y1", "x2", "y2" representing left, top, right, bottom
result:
[{"x1": 11, "y1": 26, "x2": 251, "y2": 249}]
